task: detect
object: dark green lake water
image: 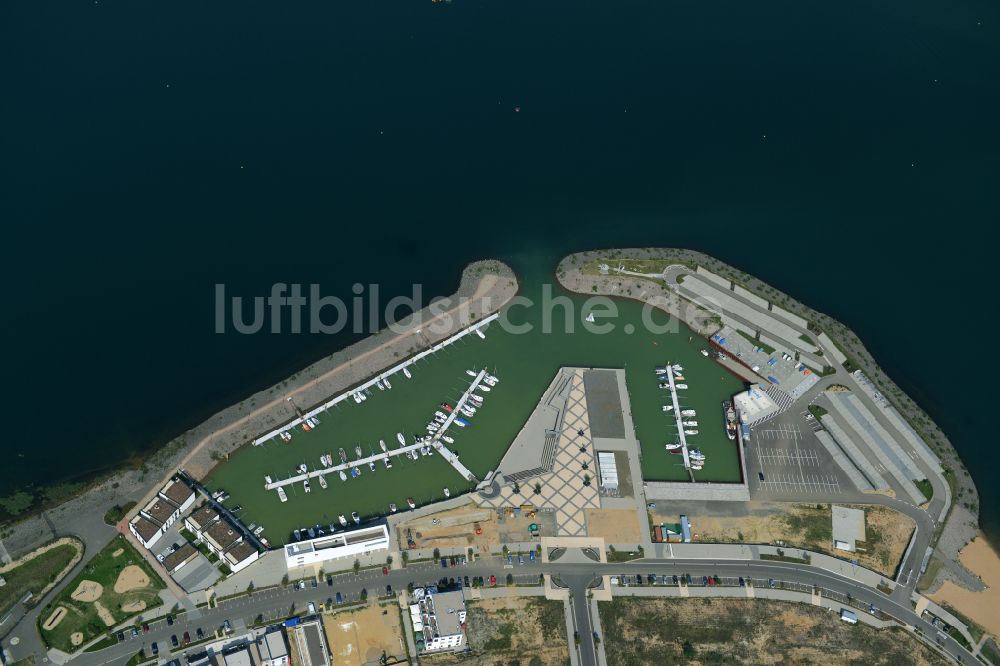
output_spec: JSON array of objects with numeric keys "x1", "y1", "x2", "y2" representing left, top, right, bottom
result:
[{"x1": 1, "y1": 2, "x2": 997, "y2": 541}]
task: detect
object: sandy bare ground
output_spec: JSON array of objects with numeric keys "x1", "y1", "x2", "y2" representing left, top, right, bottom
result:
[
  {"x1": 396, "y1": 501, "x2": 498, "y2": 553},
  {"x1": 70, "y1": 632, "x2": 84, "y2": 646},
  {"x1": 42, "y1": 606, "x2": 67, "y2": 631},
  {"x1": 600, "y1": 596, "x2": 946, "y2": 666},
  {"x1": 426, "y1": 597, "x2": 568, "y2": 666},
  {"x1": 69, "y1": 580, "x2": 103, "y2": 603},
  {"x1": 655, "y1": 502, "x2": 913, "y2": 577},
  {"x1": 121, "y1": 600, "x2": 147, "y2": 613},
  {"x1": 111, "y1": 548, "x2": 124, "y2": 558},
  {"x1": 93, "y1": 601, "x2": 115, "y2": 627},
  {"x1": 929, "y1": 534, "x2": 1000, "y2": 637},
  {"x1": 322, "y1": 604, "x2": 406, "y2": 666},
  {"x1": 585, "y1": 508, "x2": 644, "y2": 545},
  {"x1": 114, "y1": 565, "x2": 150, "y2": 594}
]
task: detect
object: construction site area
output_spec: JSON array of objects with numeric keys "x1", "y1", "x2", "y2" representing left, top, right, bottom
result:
[{"x1": 393, "y1": 500, "x2": 554, "y2": 554}]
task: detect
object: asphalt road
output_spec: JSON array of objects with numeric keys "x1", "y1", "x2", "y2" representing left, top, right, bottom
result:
[{"x1": 56, "y1": 553, "x2": 973, "y2": 666}]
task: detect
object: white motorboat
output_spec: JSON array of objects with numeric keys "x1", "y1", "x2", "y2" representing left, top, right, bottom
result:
[
  {"x1": 339, "y1": 448, "x2": 348, "y2": 463},
  {"x1": 478, "y1": 385, "x2": 491, "y2": 392},
  {"x1": 460, "y1": 408, "x2": 475, "y2": 418},
  {"x1": 397, "y1": 432, "x2": 406, "y2": 446},
  {"x1": 265, "y1": 475, "x2": 273, "y2": 485},
  {"x1": 297, "y1": 463, "x2": 308, "y2": 474},
  {"x1": 426, "y1": 446, "x2": 434, "y2": 456},
  {"x1": 353, "y1": 393, "x2": 362, "y2": 404},
  {"x1": 407, "y1": 497, "x2": 416, "y2": 509},
  {"x1": 683, "y1": 420, "x2": 698, "y2": 427},
  {"x1": 681, "y1": 409, "x2": 697, "y2": 416},
  {"x1": 665, "y1": 442, "x2": 682, "y2": 451},
  {"x1": 377, "y1": 379, "x2": 386, "y2": 390},
  {"x1": 355, "y1": 446, "x2": 363, "y2": 458},
  {"x1": 339, "y1": 470, "x2": 347, "y2": 481},
  {"x1": 389, "y1": 503, "x2": 397, "y2": 513},
  {"x1": 676, "y1": 383, "x2": 689, "y2": 389},
  {"x1": 466, "y1": 369, "x2": 477, "y2": 377},
  {"x1": 672, "y1": 364, "x2": 684, "y2": 372},
  {"x1": 383, "y1": 456, "x2": 392, "y2": 469},
  {"x1": 684, "y1": 429, "x2": 699, "y2": 435},
  {"x1": 277, "y1": 488, "x2": 287, "y2": 502},
  {"x1": 442, "y1": 435, "x2": 454, "y2": 444},
  {"x1": 420, "y1": 447, "x2": 428, "y2": 456},
  {"x1": 411, "y1": 450, "x2": 419, "y2": 460},
  {"x1": 380, "y1": 440, "x2": 388, "y2": 452},
  {"x1": 384, "y1": 377, "x2": 392, "y2": 389},
  {"x1": 402, "y1": 366, "x2": 412, "y2": 379},
  {"x1": 351, "y1": 511, "x2": 361, "y2": 524},
  {"x1": 658, "y1": 382, "x2": 669, "y2": 389},
  {"x1": 339, "y1": 515, "x2": 348, "y2": 526},
  {"x1": 369, "y1": 461, "x2": 376, "y2": 473},
  {"x1": 435, "y1": 410, "x2": 448, "y2": 419},
  {"x1": 486, "y1": 374, "x2": 499, "y2": 383},
  {"x1": 303, "y1": 480, "x2": 311, "y2": 493},
  {"x1": 662, "y1": 405, "x2": 674, "y2": 412},
  {"x1": 318, "y1": 475, "x2": 327, "y2": 489},
  {"x1": 475, "y1": 328, "x2": 486, "y2": 339},
  {"x1": 701, "y1": 349, "x2": 710, "y2": 357},
  {"x1": 359, "y1": 392, "x2": 367, "y2": 401},
  {"x1": 443, "y1": 488, "x2": 451, "y2": 498},
  {"x1": 690, "y1": 463, "x2": 704, "y2": 470}
]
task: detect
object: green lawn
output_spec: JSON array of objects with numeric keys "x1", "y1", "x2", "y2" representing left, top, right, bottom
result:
[
  {"x1": 0, "y1": 541, "x2": 81, "y2": 617},
  {"x1": 38, "y1": 535, "x2": 165, "y2": 652},
  {"x1": 207, "y1": 276, "x2": 744, "y2": 545}
]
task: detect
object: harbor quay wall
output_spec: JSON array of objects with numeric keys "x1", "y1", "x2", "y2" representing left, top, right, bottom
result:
[
  {"x1": 555, "y1": 248, "x2": 977, "y2": 578},
  {"x1": 0, "y1": 261, "x2": 517, "y2": 562}
]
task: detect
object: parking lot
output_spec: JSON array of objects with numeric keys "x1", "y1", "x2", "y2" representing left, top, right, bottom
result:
[{"x1": 746, "y1": 413, "x2": 855, "y2": 499}]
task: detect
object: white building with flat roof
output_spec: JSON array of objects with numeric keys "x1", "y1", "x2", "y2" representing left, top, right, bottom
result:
[
  {"x1": 411, "y1": 587, "x2": 466, "y2": 653},
  {"x1": 733, "y1": 384, "x2": 780, "y2": 425},
  {"x1": 284, "y1": 525, "x2": 389, "y2": 569},
  {"x1": 597, "y1": 452, "x2": 619, "y2": 492}
]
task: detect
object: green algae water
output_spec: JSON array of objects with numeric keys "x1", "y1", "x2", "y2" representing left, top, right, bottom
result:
[{"x1": 207, "y1": 273, "x2": 742, "y2": 543}]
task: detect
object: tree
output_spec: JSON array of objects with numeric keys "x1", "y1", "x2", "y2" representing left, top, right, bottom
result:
[
  {"x1": 583, "y1": 474, "x2": 591, "y2": 487},
  {"x1": 386, "y1": 555, "x2": 393, "y2": 566},
  {"x1": 360, "y1": 588, "x2": 368, "y2": 602},
  {"x1": 682, "y1": 640, "x2": 695, "y2": 658},
  {"x1": 505, "y1": 573, "x2": 513, "y2": 586},
  {"x1": 433, "y1": 548, "x2": 441, "y2": 562},
  {"x1": 353, "y1": 559, "x2": 361, "y2": 575},
  {"x1": 281, "y1": 574, "x2": 290, "y2": 586},
  {"x1": 402, "y1": 551, "x2": 409, "y2": 565},
  {"x1": 533, "y1": 483, "x2": 542, "y2": 495},
  {"x1": 512, "y1": 482, "x2": 521, "y2": 494}
]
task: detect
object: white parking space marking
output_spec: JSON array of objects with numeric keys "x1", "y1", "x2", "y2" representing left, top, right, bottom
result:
[{"x1": 757, "y1": 473, "x2": 841, "y2": 494}]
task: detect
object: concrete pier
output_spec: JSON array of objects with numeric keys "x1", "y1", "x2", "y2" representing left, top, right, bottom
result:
[{"x1": 265, "y1": 370, "x2": 489, "y2": 492}]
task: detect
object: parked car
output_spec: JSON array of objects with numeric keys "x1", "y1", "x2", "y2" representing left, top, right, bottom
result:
[
  {"x1": 308, "y1": 602, "x2": 316, "y2": 614},
  {"x1": 383, "y1": 566, "x2": 389, "y2": 576},
  {"x1": 450, "y1": 556, "x2": 456, "y2": 565},
  {"x1": 758, "y1": 472, "x2": 765, "y2": 481},
  {"x1": 768, "y1": 578, "x2": 776, "y2": 588},
  {"x1": 143, "y1": 623, "x2": 150, "y2": 633},
  {"x1": 702, "y1": 575, "x2": 708, "y2": 586},
  {"x1": 529, "y1": 551, "x2": 535, "y2": 562},
  {"x1": 166, "y1": 614, "x2": 174, "y2": 626},
  {"x1": 183, "y1": 631, "x2": 191, "y2": 645},
  {"x1": 708, "y1": 576, "x2": 715, "y2": 587},
  {"x1": 441, "y1": 558, "x2": 448, "y2": 568},
  {"x1": 647, "y1": 574, "x2": 656, "y2": 585},
  {"x1": 507, "y1": 555, "x2": 513, "y2": 565},
  {"x1": 739, "y1": 577, "x2": 745, "y2": 587},
  {"x1": 518, "y1": 555, "x2": 524, "y2": 566},
  {"x1": 490, "y1": 575, "x2": 496, "y2": 586},
  {"x1": 196, "y1": 628, "x2": 204, "y2": 640},
  {"x1": 327, "y1": 576, "x2": 333, "y2": 586},
  {"x1": 464, "y1": 576, "x2": 470, "y2": 587},
  {"x1": 336, "y1": 591, "x2": 343, "y2": 604},
  {"x1": 151, "y1": 642, "x2": 159, "y2": 656},
  {"x1": 386, "y1": 584, "x2": 393, "y2": 596},
  {"x1": 672, "y1": 575, "x2": 679, "y2": 585},
  {"x1": 223, "y1": 619, "x2": 232, "y2": 634},
  {"x1": 171, "y1": 635, "x2": 179, "y2": 648}
]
